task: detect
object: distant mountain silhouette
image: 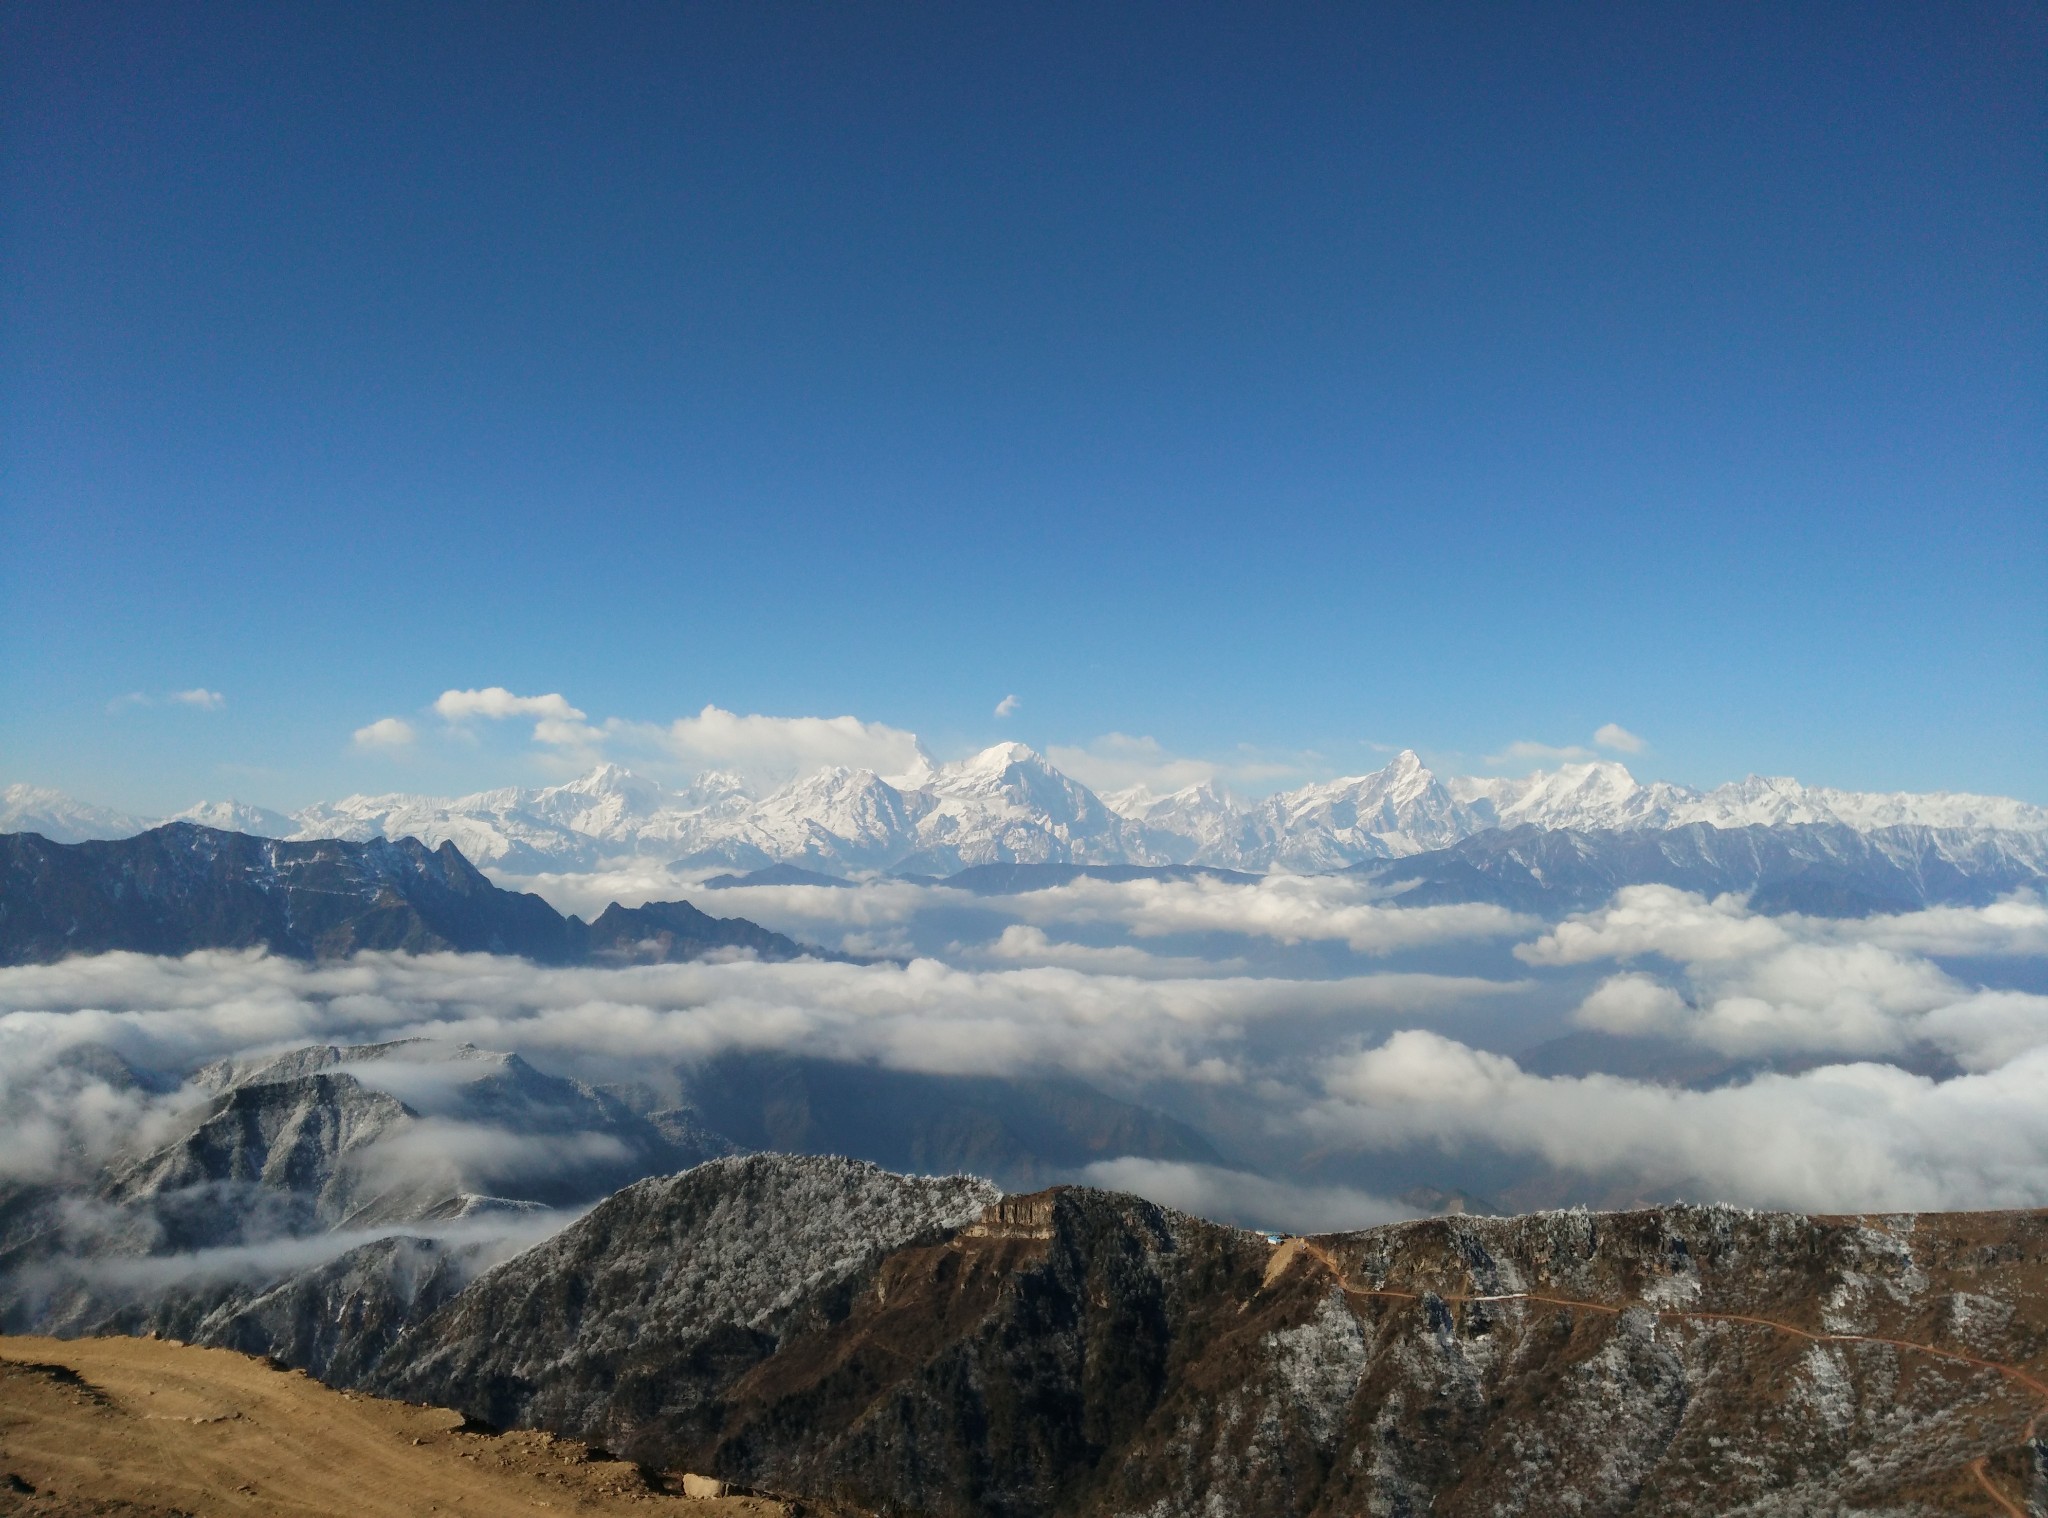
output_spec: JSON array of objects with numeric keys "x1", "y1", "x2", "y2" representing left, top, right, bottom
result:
[
  {"x1": 1349, "y1": 821, "x2": 2048, "y2": 915},
  {"x1": 0, "y1": 823, "x2": 825, "y2": 966}
]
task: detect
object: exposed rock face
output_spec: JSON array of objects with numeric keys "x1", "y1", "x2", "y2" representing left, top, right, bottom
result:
[
  {"x1": 0, "y1": 824, "x2": 821, "y2": 965},
  {"x1": 367, "y1": 1170, "x2": 2048, "y2": 1518}
]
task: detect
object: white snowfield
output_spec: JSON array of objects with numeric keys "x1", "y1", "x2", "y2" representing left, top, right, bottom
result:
[{"x1": 8, "y1": 745, "x2": 2047, "y2": 875}]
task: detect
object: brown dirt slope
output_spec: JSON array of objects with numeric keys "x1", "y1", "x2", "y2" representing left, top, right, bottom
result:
[{"x1": 0, "y1": 1335, "x2": 807, "y2": 1518}]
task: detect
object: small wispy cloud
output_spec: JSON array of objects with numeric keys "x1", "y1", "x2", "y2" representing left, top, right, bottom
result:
[
  {"x1": 1485, "y1": 739, "x2": 1596, "y2": 767},
  {"x1": 640, "y1": 705, "x2": 930, "y2": 785},
  {"x1": 352, "y1": 717, "x2": 417, "y2": 750},
  {"x1": 434, "y1": 687, "x2": 584, "y2": 723},
  {"x1": 994, "y1": 694, "x2": 1020, "y2": 719},
  {"x1": 1488, "y1": 724, "x2": 1647, "y2": 768},
  {"x1": 1047, "y1": 733, "x2": 1319, "y2": 798},
  {"x1": 107, "y1": 688, "x2": 225, "y2": 714},
  {"x1": 434, "y1": 687, "x2": 604, "y2": 751},
  {"x1": 387, "y1": 691, "x2": 935, "y2": 786},
  {"x1": 1078, "y1": 1158, "x2": 1415, "y2": 1233}
]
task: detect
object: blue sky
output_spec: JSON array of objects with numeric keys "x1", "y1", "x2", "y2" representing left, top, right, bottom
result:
[{"x1": 3, "y1": 2, "x2": 2042, "y2": 813}]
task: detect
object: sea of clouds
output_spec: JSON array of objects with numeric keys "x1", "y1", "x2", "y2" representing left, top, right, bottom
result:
[{"x1": 3, "y1": 876, "x2": 2045, "y2": 1225}]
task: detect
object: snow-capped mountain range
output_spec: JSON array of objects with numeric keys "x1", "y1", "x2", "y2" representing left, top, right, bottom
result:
[{"x1": 8, "y1": 747, "x2": 2047, "y2": 876}]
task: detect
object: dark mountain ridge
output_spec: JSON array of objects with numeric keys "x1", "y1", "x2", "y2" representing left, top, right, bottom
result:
[
  {"x1": 0, "y1": 823, "x2": 828, "y2": 966},
  {"x1": 5, "y1": 1146, "x2": 2044, "y2": 1513},
  {"x1": 356, "y1": 1157, "x2": 2045, "y2": 1517}
]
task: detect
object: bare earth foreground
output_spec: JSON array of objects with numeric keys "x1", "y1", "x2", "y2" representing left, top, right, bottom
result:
[{"x1": 0, "y1": 1336, "x2": 803, "y2": 1518}]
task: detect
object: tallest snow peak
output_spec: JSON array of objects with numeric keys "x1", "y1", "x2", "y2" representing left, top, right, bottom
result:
[{"x1": 963, "y1": 741, "x2": 1043, "y2": 769}]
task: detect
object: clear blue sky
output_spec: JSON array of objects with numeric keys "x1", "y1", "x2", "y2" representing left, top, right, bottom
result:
[{"x1": 3, "y1": 2, "x2": 2042, "y2": 812}]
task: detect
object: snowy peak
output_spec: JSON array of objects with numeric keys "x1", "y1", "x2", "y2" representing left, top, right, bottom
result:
[
  {"x1": 167, "y1": 800, "x2": 296, "y2": 837},
  {"x1": 8, "y1": 748, "x2": 2046, "y2": 878},
  {"x1": 931, "y1": 744, "x2": 1105, "y2": 822},
  {"x1": 1259, "y1": 751, "x2": 1476, "y2": 864},
  {"x1": 1, "y1": 783, "x2": 155, "y2": 844},
  {"x1": 524, "y1": 764, "x2": 673, "y2": 836},
  {"x1": 931, "y1": 743, "x2": 1053, "y2": 797},
  {"x1": 550, "y1": 762, "x2": 666, "y2": 808},
  {"x1": 1477, "y1": 761, "x2": 1667, "y2": 830}
]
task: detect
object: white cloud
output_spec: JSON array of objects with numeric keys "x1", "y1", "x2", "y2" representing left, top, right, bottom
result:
[
  {"x1": 380, "y1": 691, "x2": 931, "y2": 786},
  {"x1": 1519, "y1": 885, "x2": 1791, "y2": 966},
  {"x1": 44, "y1": 1209, "x2": 565, "y2": 1296},
  {"x1": 644, "y1": 705, "x2": 931, "y2": 786},
  {"x1": 1045, "y1": 733, "x2": 1316, "y2": 799},
  {"x1": 5, "y1": 874, "x2": 2044, "y2": 1216},
  {"x1": 1487, "y1": 726, "x2": 1647, "y2": 767},
  {"x1": 1485, "y1": 739, "x2": 1598, "y2": 767},
  {"x1": 1018, "y1": 872, "x2": 1537, "y2": 954},
  {"x1": 355, "y1": 1118, "x2": 630, "y2": 1195},
  {"x1": 432, "y1": 687, "x2": 606, "y2": 755},
  {"x1": 1570, "y1": 972, "x2": 1689, "y2": 1036},
  {"x1": 352, "y1": 716, "x2": 417, "y2": 750},
  {"x1": 1307, "y1": 1029, "x2": 2048, "y2": 1213},
  {"x1": 0, "y1": 949, "x2": 1516, "y2": 1119},
  {"x1": 108, "y1": 689, "x2": 226, "y2": 714},
  {"x1": 1078, "y1": 1158, "x2": 1415, "y2": 1234},
  {"x1": 1523, "y1": 886, "x2": 2048, "y2": 1067},
  {"x1": 433, "y1": 687, "x2": 587, "y2": 723},
  {"x1": 494, "y1": 864, "x2": 1534, "y2": 967},
  {"x1": 976, "y1": 924, "x2": 1249, "y2": 977},
  {"x1": 1846, "y1": 894, "x2": 2048, "y2": 959},
  {"x1": 0, "y1": 1059, "x2": 200, "y2": 1185},
  {"x1": 1047, "y1": 734, "x2": 1219, "y2": 795},
  {"x1": 994, "y1": 694, "x2": 1020, "y2": 719}
]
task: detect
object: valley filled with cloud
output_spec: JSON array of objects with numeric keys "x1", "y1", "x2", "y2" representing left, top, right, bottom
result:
[{"x1": 6, "y1": 870, "x2": 2043, "y2": 1234}]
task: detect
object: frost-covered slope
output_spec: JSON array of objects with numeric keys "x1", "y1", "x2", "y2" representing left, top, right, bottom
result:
[
  {"x1": 375, "y1": 1154, "x2": 1000, "y2": 1439},
  {"x1": 375, "y1": 1174, "x2": 2048, "y2": 1517}
]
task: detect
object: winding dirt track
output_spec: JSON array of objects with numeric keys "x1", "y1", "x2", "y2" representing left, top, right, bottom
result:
[{"x1": 1282, "y1": 1237, "x2": 2048, "y2": 1515}]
